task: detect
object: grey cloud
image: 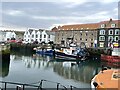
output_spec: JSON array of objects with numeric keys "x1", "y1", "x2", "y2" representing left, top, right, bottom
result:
[{"x1": 1, "y1": 2, "x2": 119, "y2": 29}]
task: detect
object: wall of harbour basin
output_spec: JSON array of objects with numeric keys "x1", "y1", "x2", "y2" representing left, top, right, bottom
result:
[
  {"x1": 0, "y1": 45, "x2": 10, "y2": 60},
  {"x1": 10, "y1": 43, "x2": 38, "y2": 54},
  {"x1": 9, "y1": 43, "x2": 110, "y2": 58}
]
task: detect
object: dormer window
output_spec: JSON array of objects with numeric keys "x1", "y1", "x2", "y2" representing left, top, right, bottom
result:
[
  {"x1": 101, "y1": 24, "x2": 105, "y2": 28},
  {"x1": 111, "y1": 24, "x2": 116, "y2": 28}
]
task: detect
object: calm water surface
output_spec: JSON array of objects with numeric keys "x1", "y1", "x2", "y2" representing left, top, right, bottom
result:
[{"x1": 1, "y1": 51, "x2": 102, "y2": 88}]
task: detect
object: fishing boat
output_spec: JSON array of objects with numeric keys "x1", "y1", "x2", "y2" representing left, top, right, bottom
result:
[
  {"x1": 55, "y1": 46, "x2": 89, "y2": 61},
  {"x1": 91, "y1": 68, "x2": 120, "y2": 90},
  {"x1": 33, "y1": 46, "x2": 53, "y2": 56},
  {"x1": 101, "y1": 42, "x2": 120, "y2": 64}
]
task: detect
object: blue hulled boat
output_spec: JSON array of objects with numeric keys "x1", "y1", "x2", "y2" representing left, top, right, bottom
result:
[{"x1": 33, "y1": 46, "x2": 53, "y2": 56}]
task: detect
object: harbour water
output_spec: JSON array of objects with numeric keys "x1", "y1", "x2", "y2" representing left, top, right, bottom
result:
[{"x1": 0, "y1": 50, "x2": 103, "y2": 89}]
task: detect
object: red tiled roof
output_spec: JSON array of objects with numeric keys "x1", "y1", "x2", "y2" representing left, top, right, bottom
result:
[
  {"x1": 58, "y1": 23, "x2": 99, "y2": 30},
  {"x1": 52, "y1": 19, "x2": 120, "y2": 31}
]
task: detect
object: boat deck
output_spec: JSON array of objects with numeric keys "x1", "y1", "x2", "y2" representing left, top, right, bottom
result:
[{"x1": 93, "y1": 69, "x2": 120, "y2": 89}]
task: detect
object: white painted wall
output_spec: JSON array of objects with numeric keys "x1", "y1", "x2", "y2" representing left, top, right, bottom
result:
[
  {"x1": 24, "y1": 30, "x2": 31, "y2": 43},
  {"x1": 0, "y1": 31, "x2": 5, "y2": 42},
  {"x1": 41, "y1": 30, "x2": 47, "y2": 43},
  {"x1": 5, "y1": 32, "x2": 16, "y2": 40},
  {"x1": 23, "y1": 29, "x2": 55, "y2": 44}
]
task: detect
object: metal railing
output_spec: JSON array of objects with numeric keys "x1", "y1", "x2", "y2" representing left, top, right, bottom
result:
[{"x1": 0, "y1": 80, "x2": 80, "y2": 90}]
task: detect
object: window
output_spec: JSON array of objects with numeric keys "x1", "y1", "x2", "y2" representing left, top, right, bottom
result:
[
  {"x1": 44, "y1": 35, "x2": 46, "y2": 38},
  {"x1": 115, "y1": 29, "x2": 119, "y2": 35},
  {"x1": 114, "y1": 36, "x2": 119, "y2": 41},
  {"x1": 39, "y1": 39, "x2": 41, "y2": 41},
  {"x1": 86, "y1": 33, "x2": 88, "y2": 36},
  {"x1": 111, "y1": 24, "x2": 116, "y2": 28},
  {"x1": 100, "y1": 30, "x2": 105, "y2": 35},
  {"x1": 100, "y1": 42, "x2": 104, "y2": 47},
  {"x1": 32, "y1": 35, "x2": 34, "y2": 38},
  {"x1": 108, "y1": 36, "x2": 113, "y2": 42},
  {"x1": 31, "y1": 39, "x2": 33, "y2": 41},
  {"x1": 40, "y1": 35, "x2": 42, "y2": 38},
  {"x1": 36, "y1": 34, "x2": 38, "y2": 38},
  {"x1": 86, "y1": 39, "x2": 87, "y2": 41},
  {"x1": 109, "y1": 29, "x2": 113, "y2": 35},
  {"x1": 80, "y1": 38, "x2": 82, "y2": 40},
  {"x1": 99, "y1": 36, "x2": 105, "y2": 41},
  {"x1": 48, "y1": 35, "x2": 50, "y2": 38},
  {"x1": 101, "y1": 24, "x2": 105, "y2": 28}
]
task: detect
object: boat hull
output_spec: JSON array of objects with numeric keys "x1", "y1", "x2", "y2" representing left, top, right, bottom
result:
[
  {"x1": 36, "y1": 50, "x2": 53, "y2": 56},
  {"x1": 55, "y1": 51, "x2": 85, "y2": 61},
  {"x1": 91, "y1": 69, "x2": 120, "y2": 90},
  {"x1": 101, "y1": 54, "x2": 120, "y2": 63}
]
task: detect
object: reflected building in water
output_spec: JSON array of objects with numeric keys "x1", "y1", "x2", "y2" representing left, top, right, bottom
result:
[
  {"x1": 20, "y1": 55, "x2": 101, "y2": 83},
  {"x1": 8, "y1": 54, "x2": 102, "y2": 83},
  {"x1": 22, "y1": 54, "x2": 54, "y2": 69},
  {"x1": 53, "y1": 61, "x2": 101, "y2": 83}
]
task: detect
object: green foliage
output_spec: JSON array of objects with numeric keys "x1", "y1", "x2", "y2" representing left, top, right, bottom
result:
[{"x1": 2, "y1": 49, "x2": 10, "y2": 54}]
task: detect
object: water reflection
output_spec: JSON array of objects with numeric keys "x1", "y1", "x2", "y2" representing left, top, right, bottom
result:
[
  {"x1": 22, "y1": 54, "x2": 53, "y2": 68},
  {"x1": 53, "y1": 61, "x2": 100, "y2": 83},
  {"x1": 2, "y1": 53, "x2": 102, "y2": 84},
  {"x1": 0, "y1": 58, "x2": 10, "y2": 77},
  {"x1": 28, "y1": 54, "x2": 101, "y2": 83}
]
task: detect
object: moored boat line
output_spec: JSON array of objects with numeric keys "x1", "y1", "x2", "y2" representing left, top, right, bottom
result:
[{"x1": 34, "y1": 43, "x2": 90, "y2": 61}]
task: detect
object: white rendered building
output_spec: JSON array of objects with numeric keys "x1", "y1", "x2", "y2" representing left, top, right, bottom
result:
[{"x1": 24, "y1": 28, "x2": 55, "y2": 44}]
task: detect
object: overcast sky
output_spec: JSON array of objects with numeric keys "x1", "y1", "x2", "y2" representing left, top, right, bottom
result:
[{"x1": 0, "y1": 0, "x2": 120, "y2": 31}]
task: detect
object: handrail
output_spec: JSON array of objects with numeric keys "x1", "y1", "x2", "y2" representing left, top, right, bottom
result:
[
  {"x1": 0, "y1": 80, "x2": 79, "y2": 90},
  {"x1": 0, "y1": 81, "x2": 39, "y2": 87}
]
